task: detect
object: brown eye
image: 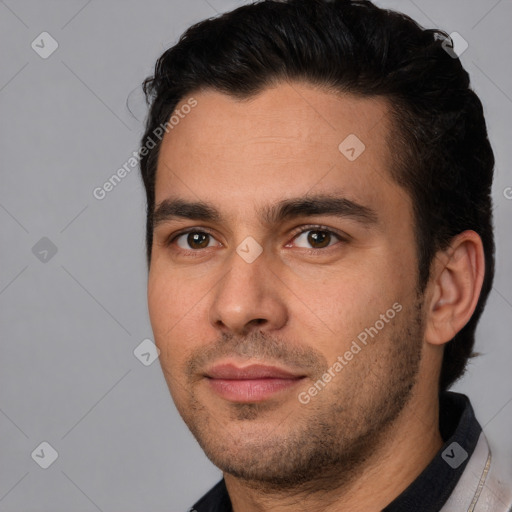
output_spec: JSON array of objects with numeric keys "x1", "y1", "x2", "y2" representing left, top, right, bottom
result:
[
  {"x1": 307, "y1": 230, "x2": 331, "y2": 248},
  {"x1": 174, "y1": 231, "x2": 216, "y2": 250},
  {"x1": 293, "y1": 228, "x2": 340, "y2": 249}
]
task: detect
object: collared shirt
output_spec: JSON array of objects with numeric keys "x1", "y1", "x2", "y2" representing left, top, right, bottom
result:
[{"x1": 190, "y1": 392, "x2": 512, "y2": 512}]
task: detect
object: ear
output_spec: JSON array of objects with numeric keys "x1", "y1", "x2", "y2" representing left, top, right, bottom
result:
[{"x1": 424, "y1": 230, "x2": 486, "y2": 346}]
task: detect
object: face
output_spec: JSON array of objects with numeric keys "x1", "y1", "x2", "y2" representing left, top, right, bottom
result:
[{"x1": 148, "y1": 82, "x2": 426, "y2": 488}]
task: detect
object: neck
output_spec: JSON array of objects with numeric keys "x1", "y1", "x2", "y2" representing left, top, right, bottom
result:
[{"x1": 224, "y1": 389, "x2": 443, "y2": 512}]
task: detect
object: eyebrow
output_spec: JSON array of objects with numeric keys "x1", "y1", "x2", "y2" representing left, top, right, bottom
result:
[{"x1": 152, "y1": 194, "x2": 379, "y2": 230}]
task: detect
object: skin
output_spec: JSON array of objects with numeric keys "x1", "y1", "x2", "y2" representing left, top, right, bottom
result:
[{"x1": 147, "y1": 81, "x2": 485, "y2": 511}]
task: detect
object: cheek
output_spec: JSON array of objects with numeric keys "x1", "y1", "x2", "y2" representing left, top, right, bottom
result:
[
  {"x1": 147, "y1": 268, "x2": 192, "y2": 356},
  {"x1": 148, "y1": 269, "x2": 174, "y2": 337},
  {"x1": 292, "y1": 260, "x2": 403, "y2": 357},
  {"x1": 147, "y1": 267, "x2": 210, "y2": 369}
]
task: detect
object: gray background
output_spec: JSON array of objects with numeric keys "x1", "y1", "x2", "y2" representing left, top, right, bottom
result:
[{"x1": 0, "y1": 0, "x2": 511, "y2": 511}]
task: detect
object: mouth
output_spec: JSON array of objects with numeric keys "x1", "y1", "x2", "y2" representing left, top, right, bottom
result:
[{"x1": 204, "y1": 363, "x2": 306, "y2": 403}]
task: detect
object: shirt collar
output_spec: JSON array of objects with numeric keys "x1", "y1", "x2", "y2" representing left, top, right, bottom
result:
[{"x1": 382, "y1": 391, "x2": 482, "y2": 511}]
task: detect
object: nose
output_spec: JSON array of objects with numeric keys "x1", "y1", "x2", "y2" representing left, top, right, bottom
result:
[{"x1": 208, "y1": 248, "x2": 288, "y2": 336}]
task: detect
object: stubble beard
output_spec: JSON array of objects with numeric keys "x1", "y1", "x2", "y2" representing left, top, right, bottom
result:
[{"x1": 173, "y1": 294, "x2": 425, "y2": 494}]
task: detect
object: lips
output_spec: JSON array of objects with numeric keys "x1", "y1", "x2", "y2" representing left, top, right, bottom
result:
[
  {"x1": 205, "y1": 363, "x2": 305, "y2": 402},
  {"x1": 207, "y1": 363, "x2": 303, "y2": 380}
]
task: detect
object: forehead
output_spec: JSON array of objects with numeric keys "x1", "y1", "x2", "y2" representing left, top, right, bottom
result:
[{"x1": 154, "y1": 82, "x2": 409, "y2": 225}]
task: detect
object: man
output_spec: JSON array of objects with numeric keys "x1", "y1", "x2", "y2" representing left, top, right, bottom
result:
[{"x1": 138, "y1": 0, "x2": 512, "y2": 510}]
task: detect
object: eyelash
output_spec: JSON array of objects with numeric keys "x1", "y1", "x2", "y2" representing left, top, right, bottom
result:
[{"x1": 165, "y1": 224, "x2": 346, "y2": 253}]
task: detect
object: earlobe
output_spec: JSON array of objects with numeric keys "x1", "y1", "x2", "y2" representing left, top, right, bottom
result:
[{"x1": 424, "y1": 231, "x2": 485, "y2": 346}]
